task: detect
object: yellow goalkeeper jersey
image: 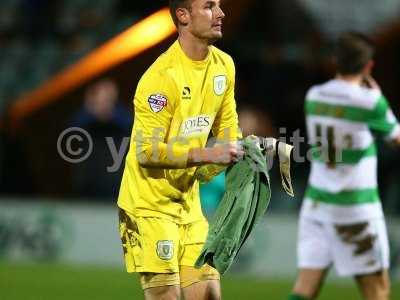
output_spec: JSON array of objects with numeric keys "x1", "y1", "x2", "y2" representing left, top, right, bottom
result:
[{"x1": 117, "y1": 40, "x2": 241, "y2": 224}]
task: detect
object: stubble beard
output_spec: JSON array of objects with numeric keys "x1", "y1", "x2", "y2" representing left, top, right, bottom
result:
[{"x1": 196, "y1": 31, "x2": 223, "y2": 45}]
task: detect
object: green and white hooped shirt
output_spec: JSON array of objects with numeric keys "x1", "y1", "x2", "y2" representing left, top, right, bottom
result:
[{"x1": 301, "y1": 79, "x2": 400, "y2": 223}]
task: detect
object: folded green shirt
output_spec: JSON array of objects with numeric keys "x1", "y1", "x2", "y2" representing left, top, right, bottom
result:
[{"x1": 195, "y1": 136, "x2": 293, "y2": 274}]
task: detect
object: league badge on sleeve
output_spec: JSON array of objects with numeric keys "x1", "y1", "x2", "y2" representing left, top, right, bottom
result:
[{"x1": 148, "y1": 94, "x2": 168, "y2": 113}]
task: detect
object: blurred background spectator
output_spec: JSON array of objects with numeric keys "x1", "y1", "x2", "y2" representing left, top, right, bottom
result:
[{"x1": 69, "y1": 78, "x2": 131, "y2": 199}]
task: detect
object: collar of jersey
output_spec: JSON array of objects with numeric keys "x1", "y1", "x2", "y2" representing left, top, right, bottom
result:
[{"x1": 175, "y1": 40, "x2": 211, "y2": 68}]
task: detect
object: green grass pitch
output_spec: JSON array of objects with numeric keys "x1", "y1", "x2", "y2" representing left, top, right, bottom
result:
[{"x1": 1, "y1": 263, "x2": 399, "y2": 299}]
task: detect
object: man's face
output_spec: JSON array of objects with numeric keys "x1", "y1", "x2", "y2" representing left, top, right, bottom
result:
[{"x1": 186, "y1": 0, "x2": 225, "y2": 41}]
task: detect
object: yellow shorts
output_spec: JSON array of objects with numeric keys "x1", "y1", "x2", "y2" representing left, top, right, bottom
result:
[{"x1": 118, "y1": 209, "x2": 220, "y2": 289}]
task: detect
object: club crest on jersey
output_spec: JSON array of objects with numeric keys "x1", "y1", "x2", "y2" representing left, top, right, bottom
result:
[
  {"x1": 156, "y1": 240, "x2": 174, "y2": 260},
  {"x1": 148, "y1": 94, "x2": 167, "y2": 113},
  {"x1": 213, "y1": 75, "x2": 227, "y2": 96}
]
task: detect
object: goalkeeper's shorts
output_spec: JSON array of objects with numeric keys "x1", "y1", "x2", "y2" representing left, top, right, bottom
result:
[{"x1": 118, "y1": 208, "x2": 219, "y2": 289}]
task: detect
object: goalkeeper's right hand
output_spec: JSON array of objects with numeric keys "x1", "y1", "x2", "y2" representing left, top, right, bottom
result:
[{"x1": 188, "y1": 142, "x2": 244, "y2": 166}]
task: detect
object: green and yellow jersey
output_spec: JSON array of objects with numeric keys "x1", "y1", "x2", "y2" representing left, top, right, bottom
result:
[{"x1": 118, "y1": 40, "x2": 241, "y2": 224}]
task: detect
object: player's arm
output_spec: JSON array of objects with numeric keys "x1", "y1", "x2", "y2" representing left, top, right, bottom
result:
[
  {"x1": 367, "y1": 92, "x2": 400, "y2": 146},
  {"x1": 190, "y1": 56, "x2": 244, "y2": 170},
  {"x1": 197, "y1": 56, "x2": 244, "y2": 167},
  {"x1": 211, "y1": 56, "x2": 242, "y2": 144},
  {"x1": 192, "y1": 56, "x2": 243, "y2": 180},
  {"x1": 133, "y1": 71, "x2": 190, "y2": 169},
  {"x1": 393, "y1": 132, "x2": 400, "y2": 146},
  {"x1": 363, "y1": 76, "x2": 400, "y2": 145}
]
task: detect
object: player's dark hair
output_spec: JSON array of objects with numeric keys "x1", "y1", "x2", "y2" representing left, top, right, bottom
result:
[
  {"x1": 169, "y1": 0, "x2": 191, "y2": 27},
  {"x1": 335, "y1": 32, "x2": 375, "y2": 75}
]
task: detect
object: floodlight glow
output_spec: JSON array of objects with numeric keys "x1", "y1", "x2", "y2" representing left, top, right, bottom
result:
[{"x1": 10, "y1": 7, "x2": 176, "y2": 124}]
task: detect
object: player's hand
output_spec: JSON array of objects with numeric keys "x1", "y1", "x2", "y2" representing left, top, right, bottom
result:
[
  {"x1": 394, "y1": 133, "x2": 400, "y2": 146},
  {"x1": 188, "y1": 142, "x2": 244, "y2": 165},
  {"x1": 207, "y1": 142, "x2": 244, "y2": 164},
  {"x1": 362, "y1": 75, "x2": 381, "y2": 91}
]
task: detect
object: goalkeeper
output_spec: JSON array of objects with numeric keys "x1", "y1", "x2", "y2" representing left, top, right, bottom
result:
[{"x1": 117, "y1": 1, "x2": 243, "y2": 299}]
